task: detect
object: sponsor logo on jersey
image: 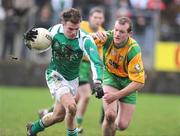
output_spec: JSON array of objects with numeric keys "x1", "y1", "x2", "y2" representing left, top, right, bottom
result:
[
  {"x1": 109, "y1": 59, "x2": 119, "y2": 69},
  {"x1": 54, "y1": 41, "x2": 60, "y2": 49}
]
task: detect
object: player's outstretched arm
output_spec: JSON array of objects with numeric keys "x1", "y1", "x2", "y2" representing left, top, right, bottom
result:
[{"x1": 81, "y1": 35, "x2": 104, "y2": 99}]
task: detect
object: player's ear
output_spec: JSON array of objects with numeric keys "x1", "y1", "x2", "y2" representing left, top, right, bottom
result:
[
  {"x1": 61, "y1": 20, "x2": 66, "y2": 25},
  {"x1": 129, "y1": 31, "x2": 133, "y2": 36},
  {"x1": 88, "y1": 15, "x2": 92, "y2": 21}
]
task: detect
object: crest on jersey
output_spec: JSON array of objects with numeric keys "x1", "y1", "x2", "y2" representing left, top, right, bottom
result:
[
  {"x1": 119, "y1": 55, "x2": 124, "y2": 61},
  {"x1": 90, "y1": 47, "x2": 94, "y2": 52},
  {"x1": 134, "y1": 63, "x2": 142, "y2": 72},
  {"x1": 54, "y1": 41, "x2": 60, "y2": 48}
]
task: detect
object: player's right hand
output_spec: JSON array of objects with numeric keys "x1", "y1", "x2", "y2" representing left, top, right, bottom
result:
[
  {"x1": 95, "y1": 31, "x2": 107, "y2": 43},
  {"x1": 23, "y1": 27, "x2": 38, "y2": 49},
  {"x1": 24, "y1": 27, "x2": 38, "y2": 42}
]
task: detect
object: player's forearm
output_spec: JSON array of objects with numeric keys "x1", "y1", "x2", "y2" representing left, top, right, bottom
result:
[
  {"x1": 117, "y1": 81, "x2": 144, "y2": 99},
  {"x1": 91, "y1": 61, "x2": 103, "y2": 82},
  {"x1": 83, "y1": 38, "x2": 103, "y2": 81}
]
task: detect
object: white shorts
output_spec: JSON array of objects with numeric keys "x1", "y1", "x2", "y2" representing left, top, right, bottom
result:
[{"x1": 46, "y1": 70, "x2": 79, "y2": 101}]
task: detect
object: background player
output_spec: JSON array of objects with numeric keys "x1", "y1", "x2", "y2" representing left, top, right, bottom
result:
[{"x1": 75, "y1": 6, "x2": 105, "y2": 133}]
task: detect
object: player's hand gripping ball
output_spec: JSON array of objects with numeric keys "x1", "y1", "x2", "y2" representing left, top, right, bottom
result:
[{"x1": 24, "y1": 27, "x2": 52, "y2": 51}]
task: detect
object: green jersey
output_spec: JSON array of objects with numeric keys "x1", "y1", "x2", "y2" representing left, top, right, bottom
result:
[{"x1": 48, "y1": 24, "x2": 103, "y2": 81}]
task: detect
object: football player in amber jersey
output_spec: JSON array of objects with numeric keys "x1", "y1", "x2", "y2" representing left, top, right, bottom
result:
[{"x1": 91, "y1": 17, "x2": 145, "y2": 136}]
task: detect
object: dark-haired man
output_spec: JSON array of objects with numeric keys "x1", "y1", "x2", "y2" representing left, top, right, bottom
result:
[
  {"x1": 24, "y1": 8, "x2": 104, "y2": 136},
  {"x1": 37, "y1": 7, "x2": 105, "y2": 134}
]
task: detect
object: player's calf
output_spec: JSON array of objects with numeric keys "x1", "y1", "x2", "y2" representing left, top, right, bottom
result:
[{"x1": 115, "y1": 121, "x2": 129, "y2": 131}]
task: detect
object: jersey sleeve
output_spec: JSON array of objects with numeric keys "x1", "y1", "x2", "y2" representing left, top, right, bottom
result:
[
  {"x1": 82, "y1": 36, "x2": 103, "y2": 82},
  {"x1": 127, "y1": 46, "x2": 145, "y2": 83},
  {"x1": 48, "y1": 24, "x2": 61, "y2": 38}
]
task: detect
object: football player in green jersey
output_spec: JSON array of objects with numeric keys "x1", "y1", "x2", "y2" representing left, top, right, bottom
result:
[
  {"x1": 37, "y1": 7, "x2": 105, "y2": 134},
  {"x1": 91, "y1": 17, "x2": 145, "y2": 136},
  {"x1": 24, "y1": 8, "x2": 104, "y2": 136}
]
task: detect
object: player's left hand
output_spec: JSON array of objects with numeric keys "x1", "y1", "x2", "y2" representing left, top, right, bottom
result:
[
  {"x1": 92, "y1": 83, "x2": 104, "y2": 99},
  {"x1": 103, "y1": 91, "x2": 118, "y2": 104}
]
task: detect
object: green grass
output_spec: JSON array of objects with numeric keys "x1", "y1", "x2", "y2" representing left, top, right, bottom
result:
[{"x1": 0, "y1": 86, "x2": 180, "y2": 136}]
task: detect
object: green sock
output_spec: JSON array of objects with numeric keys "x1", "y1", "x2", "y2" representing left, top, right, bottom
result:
[
  {"x1": 76, "y1": 116, "x2": 83, "y2": 127},
  {"x1": 67, "y1": 128, "x2": 78, "y2": 136},
  {"x1": 31, "y1": 120, "x2": 45, "y2": 134}
]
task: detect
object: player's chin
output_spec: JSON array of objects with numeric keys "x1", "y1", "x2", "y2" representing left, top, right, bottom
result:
[
  {"x1": 114, "y1": 39, "x2": 121, "y2": 45},
  {"x1": 67, "y1": 34, "x2": 76, "y2": 39}
]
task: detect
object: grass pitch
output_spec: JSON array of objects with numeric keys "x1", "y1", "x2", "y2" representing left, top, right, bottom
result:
[{"x1": 0, "y1": 86, "x2": 180, "y2": 136}]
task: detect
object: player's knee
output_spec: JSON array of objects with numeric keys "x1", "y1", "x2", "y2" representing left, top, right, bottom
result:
[
  {"x1": 67, "y1": 103, "x2": 77, "y2": 116},
  {"x1": 116, "y1": 121, "x2": 129, "y2": 131},
  {"x1": 105, "y1": 110, "x2": 116, "y2": 123}
]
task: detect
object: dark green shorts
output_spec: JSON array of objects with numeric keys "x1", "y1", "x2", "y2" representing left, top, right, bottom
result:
[
  {"x1": 79, "y1": 61, "x2": 91, "y2": 83},
  {"x1": 103, "y1": 69, "x2": 137, "y2": 104}
]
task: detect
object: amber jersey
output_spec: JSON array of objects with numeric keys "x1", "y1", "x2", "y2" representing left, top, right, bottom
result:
[
  {"x1": 95, "y1": 31, "x2": 145, "y2": 84},
  {"x1": 80, "y1": 21, "x2": 104, "y2": 61}
]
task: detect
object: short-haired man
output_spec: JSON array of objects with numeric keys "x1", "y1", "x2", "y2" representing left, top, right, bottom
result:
[
  {"x1": 37, "y1": 7, "x2": 105, "y2": 134},
  {"x1": 24, "y1": 8, "x2": 104, "y2": 136},
  {"x1": 91, "y1": 17, "x2": 145, "y2": 136}
]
